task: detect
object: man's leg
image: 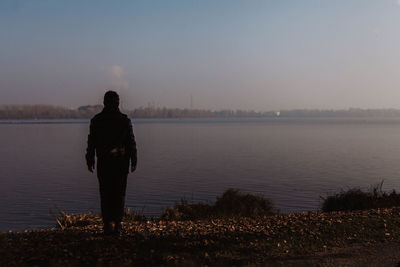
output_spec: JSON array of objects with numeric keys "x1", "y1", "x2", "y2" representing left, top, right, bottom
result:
[
  {"x1": 112, "y1": 173, "x2": 128, "y2": 234},
  {"x1": 98, "y1": 175, "x2": 114, "y2": 234}
]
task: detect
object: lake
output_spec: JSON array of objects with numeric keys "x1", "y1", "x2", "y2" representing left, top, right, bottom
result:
[{"x1": 1, "y1": 117, "x2": 400, "y2": 231}]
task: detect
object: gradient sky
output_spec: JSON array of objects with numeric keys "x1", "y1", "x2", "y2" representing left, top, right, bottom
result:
[{"x1": 1, "y1": 0, "x2": 400, "y2": 110}]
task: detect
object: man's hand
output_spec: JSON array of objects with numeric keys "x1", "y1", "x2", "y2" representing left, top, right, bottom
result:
[
  {"x1": 131, "y1": 165, "x2": 137, "y2": 173},
  {"x1": 88, "y1": 164, "x2": 95, "y2": 173}
]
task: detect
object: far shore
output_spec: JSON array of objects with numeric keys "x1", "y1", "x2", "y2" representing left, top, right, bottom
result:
[{"x1": 4, "y1": 104, "x2": 400, "y2": 120}]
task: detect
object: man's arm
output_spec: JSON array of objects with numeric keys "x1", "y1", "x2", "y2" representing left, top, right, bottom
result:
[
  {"x1": 127, "y1": 119, "x2": 137, "y2": 172},
  {"x1": 85, "y1": 119, "x2": 96, "y2": 173}
]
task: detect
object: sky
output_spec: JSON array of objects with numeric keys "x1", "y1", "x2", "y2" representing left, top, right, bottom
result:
[{"x1": 1, "y1": 0, "x2": 400, "y2": 111}]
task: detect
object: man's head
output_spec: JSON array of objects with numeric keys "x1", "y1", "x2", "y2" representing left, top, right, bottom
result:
[{"x1": 103, "y1": 90, "x2": 119, "y2": 108}]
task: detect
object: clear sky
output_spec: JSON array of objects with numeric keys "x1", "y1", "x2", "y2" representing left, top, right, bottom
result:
[{"x1": 1, "y1": 0, "x2": 400, "y2": 110}]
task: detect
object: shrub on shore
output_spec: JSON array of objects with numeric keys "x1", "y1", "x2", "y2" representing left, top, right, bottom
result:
[
  {"x1": 53, "y1": 189, "x2": 275, "y2": 227},
  {"x1": 161, "y1": 189, "x2": 277, "y2": 220},
  {"x1": 321, "y1": 181, "x2": 400, "y2": 212}
]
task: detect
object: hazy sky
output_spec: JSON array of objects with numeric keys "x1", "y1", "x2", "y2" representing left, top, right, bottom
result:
[{"x1": 2, "y1": 0, "x2": 400, "y2": 110}]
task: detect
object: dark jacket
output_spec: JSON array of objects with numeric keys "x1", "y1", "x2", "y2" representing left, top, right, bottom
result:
[{"x1": 85, "y1": 107, "x2": 137, "y2": 173}]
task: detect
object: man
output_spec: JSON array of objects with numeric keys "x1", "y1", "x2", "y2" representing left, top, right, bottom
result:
[{"x1": 86, "y1": 91, "x2": 137, "y2": 235}]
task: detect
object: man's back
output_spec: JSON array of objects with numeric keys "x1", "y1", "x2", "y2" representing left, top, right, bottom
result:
[
  {"x1": 90, "y1": 109, "x2": 131, "y2": 157},
  {"x1": 86, "y1": 107, "x2": 137, "y2": 171}
]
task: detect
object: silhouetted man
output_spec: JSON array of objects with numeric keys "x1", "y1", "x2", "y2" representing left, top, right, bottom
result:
[{"x1": 86, "y1": 91, "x2": 137, "y2": 235}]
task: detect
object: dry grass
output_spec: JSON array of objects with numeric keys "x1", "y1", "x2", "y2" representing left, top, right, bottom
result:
[{"x1": 321, "y1": 181, "x2": 400, "y2": 212}]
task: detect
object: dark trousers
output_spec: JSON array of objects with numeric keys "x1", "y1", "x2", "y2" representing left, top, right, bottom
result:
[{"x1": 97, "y1": 157, "x2": 128, "y2": 223}]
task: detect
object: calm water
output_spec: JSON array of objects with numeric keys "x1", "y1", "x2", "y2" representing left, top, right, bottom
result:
[{"x1": 1, "y1": 117, "x2": 400, "y2": 231}]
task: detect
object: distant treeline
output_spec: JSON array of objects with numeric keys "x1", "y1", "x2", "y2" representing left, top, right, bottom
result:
[
  {"x1": 2, "y1": 105, "x2": 400, "y2": 120},
  {"x1": 276, "y1": 108, "x2": 400, "y2": 118},
  {"x1": 0, "y1": 105, "x2": 103, "y2": 120}
]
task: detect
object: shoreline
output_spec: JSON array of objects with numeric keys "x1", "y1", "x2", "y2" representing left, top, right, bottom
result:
[{"x1": 2, "y1": 207, "x2": 400, "y2": 266}]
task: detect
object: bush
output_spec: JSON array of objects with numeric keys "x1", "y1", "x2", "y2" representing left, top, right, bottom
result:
[
  {"x1": 321, "y1": 181, "x2": 400, "y2": 212},
  {"x1": 215, "y1": 189, "x2": 276, "y2": 218},
  {"x1": 161, "y1": 189, "x2": 276, "y2": 220}
]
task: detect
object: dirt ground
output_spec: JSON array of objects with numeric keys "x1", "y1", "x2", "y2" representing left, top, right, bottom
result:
[{"x1": 266, "y1": 242, "x2": 400, "y2": 267}]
